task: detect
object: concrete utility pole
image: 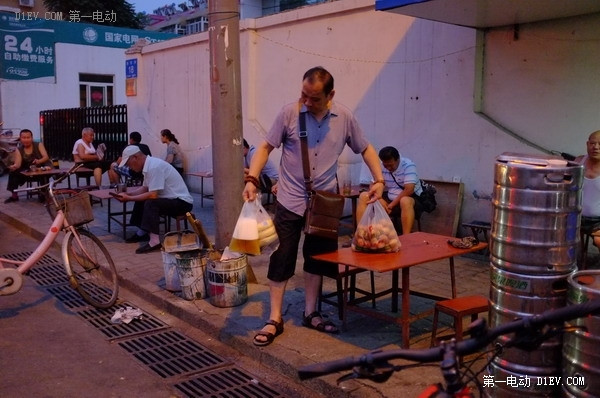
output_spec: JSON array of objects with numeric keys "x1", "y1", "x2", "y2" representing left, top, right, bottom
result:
[{"x1": 208, "y1": 0, "x2": 244, "y2": 249}]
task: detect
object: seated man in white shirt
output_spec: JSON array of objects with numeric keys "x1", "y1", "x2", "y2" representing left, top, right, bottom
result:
[
  {"x1": 112, "y1": 146, "x2": 194, "y2": 254},
  {"x1": 72, "y1": 127, "x2": 109, "y2": 187}
]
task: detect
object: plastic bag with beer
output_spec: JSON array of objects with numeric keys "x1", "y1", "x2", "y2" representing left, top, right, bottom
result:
[{"x1": 230, "y1": 200, "x2": 261, "y2": 255}]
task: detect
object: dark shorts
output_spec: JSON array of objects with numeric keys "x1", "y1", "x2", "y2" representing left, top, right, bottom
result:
[
  {"x1": 581, "y1": 216, "x2": 600, "y2": 234},
  {"x1": 267, "y1": 202, "x2": 338, "y2": 282},
  {"x1": 78, "y1": 161, "x2": 111, "y2": 173},
  {"x1": 382, "y1": 192, "x2": 423, "y2": 216}
]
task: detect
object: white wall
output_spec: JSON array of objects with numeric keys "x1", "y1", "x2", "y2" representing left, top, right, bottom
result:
[
  {"x1": 127, "y1": 0, "x2": 600, "y2": 231},
  {"x1": 1, "y1": 43, "x2": 127, "y2": 139}
]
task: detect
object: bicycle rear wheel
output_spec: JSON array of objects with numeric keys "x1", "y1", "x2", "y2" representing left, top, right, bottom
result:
[{"x1": 65, "y1": 229, "x2": 118, "y2": 308}]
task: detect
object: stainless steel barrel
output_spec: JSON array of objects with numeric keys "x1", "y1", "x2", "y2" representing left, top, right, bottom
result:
[
  {"x1": 488, "y1": 153, "x2": 583, "y2": 398},
  {"x1": 491, "y1": 153, "x2": 582, "y2": 272},
  {"x1": 563, "y1": 271, "x2": 600, "y2": 397}
]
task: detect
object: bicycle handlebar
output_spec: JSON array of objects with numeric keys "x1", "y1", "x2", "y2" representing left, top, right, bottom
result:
[{"x1": 298, "y1": 299, "x2": 600, "y2": 381}]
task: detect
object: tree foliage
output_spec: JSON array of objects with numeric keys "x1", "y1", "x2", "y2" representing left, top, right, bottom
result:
[{"x1": 43, "y1": 0, "x2": 143, "y2": 29}]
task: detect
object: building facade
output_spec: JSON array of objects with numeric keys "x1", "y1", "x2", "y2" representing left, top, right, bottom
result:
[
  {"x1": 126, "y1": 0, "x2": 600, "y2": 226},
  {"x1": 0, "y1": 10, "x2": 175, "y2": 138}
]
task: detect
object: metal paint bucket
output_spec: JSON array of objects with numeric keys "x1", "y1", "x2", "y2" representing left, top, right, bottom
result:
[
  {"x1": 175, "y1": 250, "x2": 207, "y2": 300},
  {"x1": 161, "y1": 250, "x2": 181, "y2": 292},
  {"x1": 206, "y1": 254, "x2": 248, "y2": 308}
]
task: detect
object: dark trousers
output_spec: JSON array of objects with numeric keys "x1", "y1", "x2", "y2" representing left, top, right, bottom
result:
[
  {"x1": 130, "y1": 198, "x2": 192, "y2": 234},
  {"x1": 6, "y1": 169, "x2": 28, "y2": 192}
]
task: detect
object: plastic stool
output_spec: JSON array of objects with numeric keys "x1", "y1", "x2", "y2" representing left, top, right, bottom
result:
[{"x1": 430, "y1": 295, "x2": 489, "y2": 347}]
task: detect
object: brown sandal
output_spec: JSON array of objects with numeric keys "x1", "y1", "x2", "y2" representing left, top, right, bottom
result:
[
  {"x1": 253, "y1": 319, "x2": 284, "y2": 347},
  {"x1": 302, "y1": 311, "x2": 339, "y2": 334}
]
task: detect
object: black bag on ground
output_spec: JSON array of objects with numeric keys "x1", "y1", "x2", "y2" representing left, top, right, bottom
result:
[{"x1": 418, "y1": 179, "x2": 437, "y2": 213}]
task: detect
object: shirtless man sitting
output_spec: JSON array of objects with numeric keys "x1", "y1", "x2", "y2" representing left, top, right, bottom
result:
[{"x1": 577, "y1": 130, "x2": 600, "y2": 248}]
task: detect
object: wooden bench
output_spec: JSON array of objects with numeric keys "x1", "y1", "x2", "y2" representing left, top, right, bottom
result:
[{"x1": 418, "y1": 179, "x2": 464, "y2": 237}]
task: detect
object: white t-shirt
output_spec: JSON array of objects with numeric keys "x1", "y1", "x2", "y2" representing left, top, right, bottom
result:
[
  {"x1": 72, "y1": 138, "x2": 96, "y2": 155},
  {"x1": 143, "y1": 156, "x2": 193, "y2": 204},
  {"x1": 583, "y1": 175, "x2": 600, "y2": 217}
]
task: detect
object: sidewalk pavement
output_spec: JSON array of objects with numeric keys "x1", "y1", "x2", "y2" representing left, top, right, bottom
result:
[{"x1": 0, "y1": 172, "x2": 492, "y2": 397}]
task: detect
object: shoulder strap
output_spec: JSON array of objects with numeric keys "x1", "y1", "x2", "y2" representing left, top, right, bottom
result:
[
  {"x1": 389, "y1": 172, "x2": 404, "y2": 190},
  {"x1": 299, "y1": 112, "x2": 313, "y2": 194}
]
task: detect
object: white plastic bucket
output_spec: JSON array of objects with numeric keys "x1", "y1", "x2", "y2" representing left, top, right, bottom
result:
[
  {"x1": 175, "y1": 250, "x2": 206, "y2": 300},
  {"x1": 161, "y1": 251, "x2": 181, "y2": 292}
]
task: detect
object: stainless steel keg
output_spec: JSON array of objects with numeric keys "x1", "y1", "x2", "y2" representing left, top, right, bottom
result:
[{"x1": 488, "y1": 153, "x2": 583, "y2": 398}]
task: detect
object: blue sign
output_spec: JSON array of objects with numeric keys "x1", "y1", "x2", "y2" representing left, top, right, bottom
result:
[
  {"x1": 0, "y1": 13, "x2": 55, "y2": 81},
  {"x1": 126, "y1": 59, "x2": 137, "y2": 78},
  {"x1": 0, "y1": 11, "x2": 176, "y2": 81}
]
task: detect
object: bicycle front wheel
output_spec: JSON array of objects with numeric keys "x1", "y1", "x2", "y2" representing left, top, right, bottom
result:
[{"x1": 65, "y1": 229, "x2": 119, "y2": 308}]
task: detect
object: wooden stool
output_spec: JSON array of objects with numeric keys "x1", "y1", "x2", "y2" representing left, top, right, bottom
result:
[
  {"x1": 75, "y1": 170, "x2": 94, "y2": 187},
  {"x1": 430, "y1": 295, "x2": 489, "y2": 347},
  {"x1": 319, "y1": 265, "x2": 376, "y2": 321},
  {"x1": 160, "y1": 215, "x2": 189, "y2": 233}
]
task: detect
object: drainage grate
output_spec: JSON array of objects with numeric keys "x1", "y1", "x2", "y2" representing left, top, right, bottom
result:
[
  {"x1": 2, "y1": 251, "x2": 60, "y2": 266},
  {"x1": 174, "y1": 366, "x2": 287, "y2": 398},
  {"x1": 118, "y1": 330, "x2": 227, "y2": 378},
  {"x1": 28, "y1": 263, "x2": 71, "y2": 286},
  {"x1": 2, "y1": 252, "x2": 69, "y2": 287},
  {"x1": 76, "y1": 302, "x2": 168, "y2": 340},
  {"x1": 45, "y1": 284, "x2": 91, "y2": 309}
]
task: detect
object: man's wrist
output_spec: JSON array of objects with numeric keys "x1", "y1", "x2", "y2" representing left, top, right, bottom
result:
[
  {"x1": 244, "y1": 175, "x2": 260, "y2": 188},
  {"x1": 373, "y1": 179, "x2": 385, "y2": 185}
]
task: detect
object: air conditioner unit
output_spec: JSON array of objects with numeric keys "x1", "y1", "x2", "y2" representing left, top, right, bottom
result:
[{"x1": 19, "y1": 0, "x2": 34, "y2": 7}]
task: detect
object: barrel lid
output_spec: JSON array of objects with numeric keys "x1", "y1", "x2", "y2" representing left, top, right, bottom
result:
[
  {"x1": 497, "y1": 152, "x2": 569, "y2": 168},
  {"x1": 570, "y1": 271, "x2": 600, "y2": 291}
]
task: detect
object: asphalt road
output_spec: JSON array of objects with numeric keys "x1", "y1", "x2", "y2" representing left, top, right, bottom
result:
[{"x1": 0, "y1": 220, "x2": 321, "y2": 398}]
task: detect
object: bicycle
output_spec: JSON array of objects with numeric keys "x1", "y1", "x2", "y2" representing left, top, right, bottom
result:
[
  {"x1": 0, "y1": 164, "x2": 119, "y2": 308},
  {"x1": 298, "y1": 299, "x2": 600, "y2": 397}
]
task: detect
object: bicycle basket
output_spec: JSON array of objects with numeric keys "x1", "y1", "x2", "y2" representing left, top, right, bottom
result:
[{"x1": 48, "y1": 191, "x2": 94, "y2": 226}]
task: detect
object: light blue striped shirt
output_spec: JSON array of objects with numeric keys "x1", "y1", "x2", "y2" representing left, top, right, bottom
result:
[{"x1": 384, "y1": 156, "x2": 422, "y2": 200}]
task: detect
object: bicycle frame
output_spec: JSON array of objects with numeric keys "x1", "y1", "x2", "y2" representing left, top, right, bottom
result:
[
  {"x1": 0, "y1": 164, "x2": 87, "y2": 294},
  {"x1": 0, "y1": 210, "x2": 64, "y2": 274}
]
